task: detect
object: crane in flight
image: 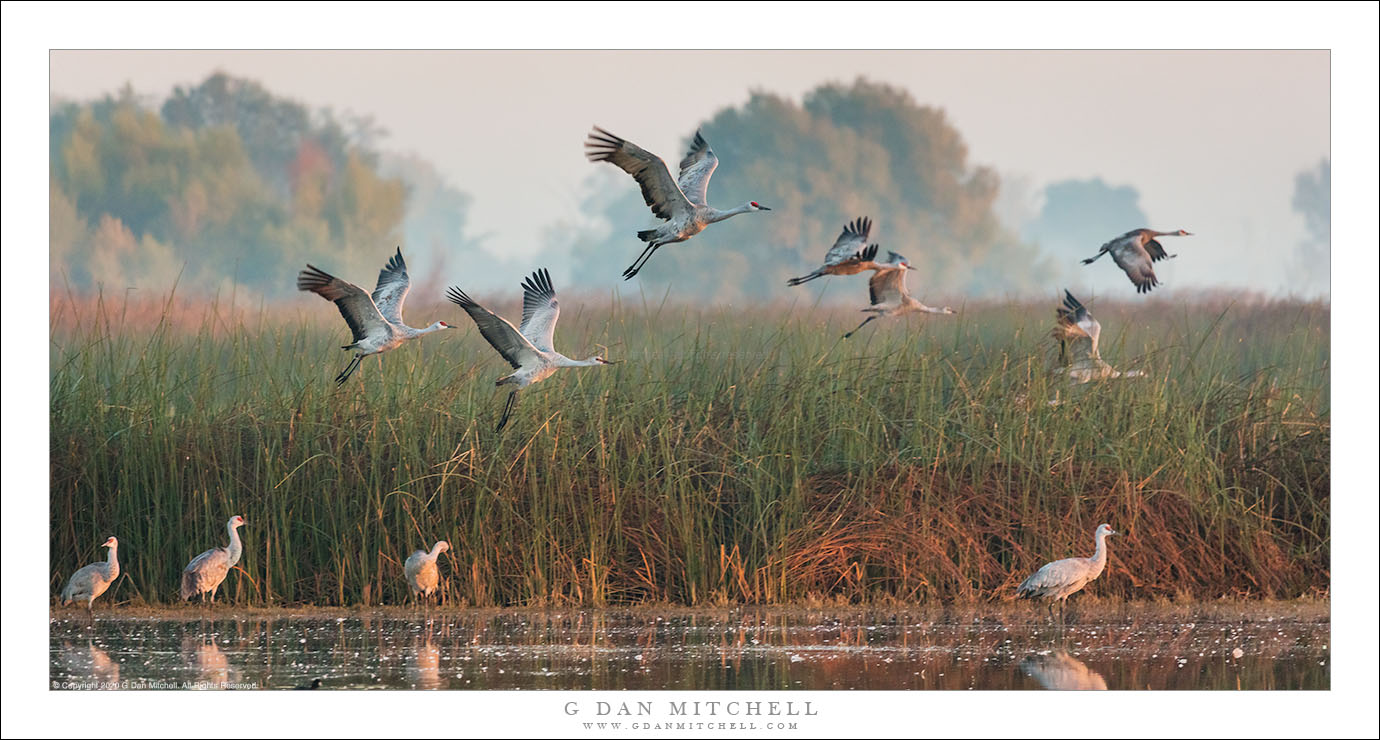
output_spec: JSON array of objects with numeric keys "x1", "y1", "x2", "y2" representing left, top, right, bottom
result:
[
  {"x1": 585, "y1": 127, "x2": 771, "y2": 280},
  {"x1": 843, "y1": 253, "x2": 955, "y2": 338},
  {"x1": 1050, "y1": 290, "x2": 1144, "y2": 384},
  {"x1": 787, "y1": 217, "x2": 886, "y2": 286},
  {"x1": 297, "y1": 248, "x2": 453, "y2": 384},
  {"x1": 1081, "y1": 228, "x2": 1192, "y2": 294},
  {"x1": 447, "y1": 268, "x2": 617, "y2": 431}
]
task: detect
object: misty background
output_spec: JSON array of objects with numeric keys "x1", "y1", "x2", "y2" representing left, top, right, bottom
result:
[{"x1": 48, "y1": 52, "x2": 1330, "y2": 304}]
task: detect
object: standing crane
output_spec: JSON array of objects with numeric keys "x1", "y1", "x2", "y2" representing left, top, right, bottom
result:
[
  {"x1": 584, "y1": 127, "x2": 771, "y2": 280},
  {"x1": 297, "y1": 247, "x2": 453, "y2": 384},
  {"x1": 447, "y1": 268, "x2": 617, "y2": 431},
  {"x1": 843, "y1": 253, "x2": 955, "y2": 338},
  {"x1": 1081, "y1": 228, "x2": 1192, "y2": 294},
  {"x1": 1017, "y1": 523, "x2": 1120, "y2": 623},
  {"x1": 404, "y1": 540, "x2": 449, "y2": 605},
  {"x1": 1050, "y1": 290, "x2": 1144, "y2": 384},
  {"x1": 61, "y1": 536, "x2": 119, "y2": 616},
  {"x1": 181, "y1": 515, "x2": 246, "y2": 604},
  {"x1": 787, "y1": 217, "x2": 884, "y2": 286}
]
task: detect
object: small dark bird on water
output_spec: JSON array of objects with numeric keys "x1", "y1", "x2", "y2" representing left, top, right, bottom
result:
[{"x1": 295, "y1": 678, "x2": 322, "y2": 690}]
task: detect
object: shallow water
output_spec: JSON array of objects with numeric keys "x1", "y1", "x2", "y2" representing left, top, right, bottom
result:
[{"x1": 49, "y1": 607, "x2": 1328, "y2": 690}]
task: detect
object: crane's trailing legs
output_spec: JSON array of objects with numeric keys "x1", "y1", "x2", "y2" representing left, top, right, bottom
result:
[
  {"x1": 496, "y1": 390, "x2": 519, "y2": 432},
  {"x1": 843, "y1": 315, "x2": 879, "y2": 339},
  {"x1": 335, "y1": 355, "x2": 363, "y2": 385},
  {"x1": 622, "y1": 239, "x2": 663, "y2": 280}
]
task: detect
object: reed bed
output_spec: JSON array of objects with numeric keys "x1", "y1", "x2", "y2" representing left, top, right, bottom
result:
[{"x1": 49, "y1": 289, "x2": 1330, "y2": 606}]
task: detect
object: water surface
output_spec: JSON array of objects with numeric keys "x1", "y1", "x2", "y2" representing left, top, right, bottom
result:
[{"x1": 49, "y1": 605, "x2": 1328, "y2": 690}]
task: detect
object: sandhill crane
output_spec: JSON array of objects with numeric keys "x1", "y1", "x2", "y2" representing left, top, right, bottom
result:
[
  {"x1": 787, "y1": 217, "x2": 885, "y2": 286},
  {"x1": 61, "y1": 536, "x2": 119, "y2": 616},
  {"x1": 1050, "y1": 290, "x2": 1144, "y2": 384},
  {"x1": 297, "y1": 247, "x2": 453, "y2": 384},
  {"x1": 181, "y1": 515, "x2": 245, "y2": 604},
  {"x1": 1081, "y1": 228, "x2": 1192, "y2": 294},
  {"x1": 1017, "y1": 523, "x2": 1120, "y2": 623},
  {"x1": 842, "y1": 253, "x2": 955, "y2": 338},
  {"x1": 446, "y1": 268, "x2": 617, "y2": 431},
  {"x1": 1020, "y1": 651, "x2": 1108, "y2": 690},
  {"x1": 404, "y1": 540, "x2": 449, "y2": 603},
  {"x1": 584, "y1": 127, "x2": 771, "y2": 280}
]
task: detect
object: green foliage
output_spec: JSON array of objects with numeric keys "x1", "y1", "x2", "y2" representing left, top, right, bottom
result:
[
  {"x1": 49, "y1": 74, "x2": 408, "y2": 297},
  {"x1": 49, "y1": 293, "x2": 1329, "y2": 607},
  {"x1": 568, "y1": 79, "x2": 1052, "y2": 300}
]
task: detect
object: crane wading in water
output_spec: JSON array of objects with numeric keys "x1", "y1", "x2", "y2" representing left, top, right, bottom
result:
[
  {"x1": 61, "y1": 536, "x2": 119, "y2": 617},
  {"x1": 843, "y1": 252, "x2": 955, "y2": 338},
  {"x1": 446, "y1": 268, "x2": 618, "y2": 432},
  {"x1": 181, "y1": 516, "x2": 246, "y2": 604},
  {"x1": 584, "y1": 127, "x2": 771, "y2": 280},
  {"x1": 1017, "y1": 523, "x2": 1120, "y2": 623},
  {"x1": 1081, "y1": 228, "x2": 1192, "y2": 294},
  {"x1": 404, "y1": 541, "x2": 449, "y2": 605},
  {"x1": 787, "y1": 217, "x2": 884, "y2": 286},
  {"x1": 297, "y1": 247, "x2": 453, "y2": 385}
]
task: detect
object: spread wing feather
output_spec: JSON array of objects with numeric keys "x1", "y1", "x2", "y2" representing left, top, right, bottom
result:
[
  {"x1": 584, "y1": 127, "x2": 693, "y2": 222},
  {"x1": 519, "y1": 268, "x2": 560, "y2": 354},
  {"x1": 822, "y1": 217, "x2": 873, "y2": 265},
  {"x1": 371, "y1": 247, "x2": 412, "y2": 325},
  {"x1": 446, "y1": 287, "x2": 543, "y2": 370}
]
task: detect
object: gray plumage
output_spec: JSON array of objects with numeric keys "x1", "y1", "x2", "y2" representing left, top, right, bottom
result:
[
  {"x1": 1018, "y1": 524, "x2": 1119, "y2": 616},
  {"x1": 297, "y1": 248, "x2": 453, "y2": 384},
  {"x1": 787, "y1": 217, "x2": 883, "y2": 286},
  {"x1": 181, "y1": 516, "x2": 245, "y2": 603},
  {"x1": 1081, "y1": 228, "x2": 1192, "y2": 294},
  {"x1": 446, "y1": 268, "x2": 616, "y2": 432},
  {"x1": 404, "y1": 540, "x2": 449, "y2": 599},
  {"x1": 61, "y1": 536, "x2": 119, "y2": 612},
  {"x1": 1050, "y1": 290, "x2": 1144, "y2": 384},
  {"x1": 585, "y1": 127, "x2": 771, "y2": 280},
  {"x1": 843, "y1": 253, "x2": 956, "y2": 338}
]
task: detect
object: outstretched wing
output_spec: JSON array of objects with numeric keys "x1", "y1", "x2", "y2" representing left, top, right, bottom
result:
[
  {"x1": 1110, "y1": 244, "x2": 1160, "y2": 293},
  {"x1": 445, "y1": 287, "x2": 543, "y2": 370},
  {"x1": 518, "y1": 268, "x2": 560, "y2": 354},
  {"x1": 584, "y1": 127, "x2": 693, "y2": 222},
  {"x1": 867, "y1": 266, "x2": 908, "y2": 307},
  {"x1": 297, "y1": 265, "x2": 392, "y2": 344},
  {"x1": 1053, "y1": 290, "x2": 1099, "y2": 339},
  {"x1": 371, "y1": 247, "x2": 411, "y2": 325},
  {"x1": 822, "y1": 217, "x2": 873, "y2": 265},
  {"x1": 1144, "y1": 238, "x2": 1175, "y2": 263},
  {"x1": 675, "y1": 130, "x2": 719, "y2": 206}
]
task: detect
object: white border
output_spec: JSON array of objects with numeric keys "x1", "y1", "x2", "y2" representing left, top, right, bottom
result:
[{"x1": 5, "y1": 2, "x2": 1377, "y2": 738}]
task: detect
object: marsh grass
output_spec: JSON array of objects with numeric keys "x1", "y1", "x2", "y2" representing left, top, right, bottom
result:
[{"x1": 49, "y1": 288, "x2": 1329, "y2": 606}]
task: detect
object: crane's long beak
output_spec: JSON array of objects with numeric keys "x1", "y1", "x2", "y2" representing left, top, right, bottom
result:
[{"x1": 758, "y1": 205, "x2": 772, "y2": 211}]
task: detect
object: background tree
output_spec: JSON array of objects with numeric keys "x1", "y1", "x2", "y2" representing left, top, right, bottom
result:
[
  {"x1": 1289, "y1": 158, "x2": 1329, "y2": 296},
  {"x1": 563, "y1": 79, "x2": 1052, "y2": 302},
  {"x1": 49, "y1": 73, "x2": 473, "y2": 299},
  {"x1": 1021, "y1": 177, "x2": 1149, "y2": 296}
]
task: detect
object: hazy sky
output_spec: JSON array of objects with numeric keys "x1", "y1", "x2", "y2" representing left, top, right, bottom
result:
[{"x1": 50, "y1": 49, "x2": 1329, "y2": 295}]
